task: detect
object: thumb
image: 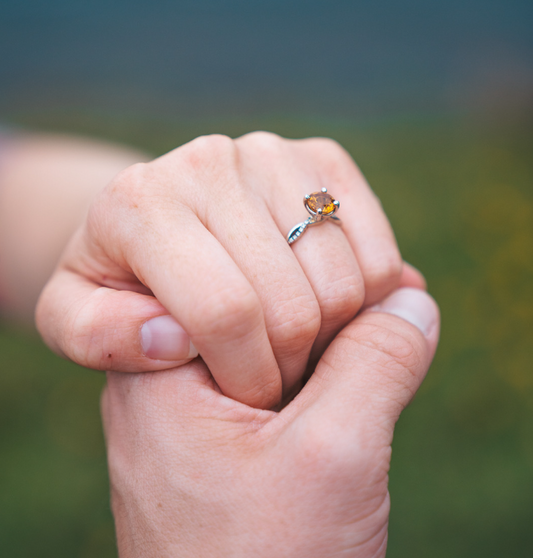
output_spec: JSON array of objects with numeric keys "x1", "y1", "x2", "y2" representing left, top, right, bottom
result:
[
  {"x1": 293, "y1": 287, "x2": 440, "y2": 425},
  {"x1": 36, "y1": 268, "x2": 198, "y2": 373}
]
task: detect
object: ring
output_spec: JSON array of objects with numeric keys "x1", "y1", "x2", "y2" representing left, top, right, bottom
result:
[{"x1": 287, "y1": 188, "x2": 341, "y2": 245}]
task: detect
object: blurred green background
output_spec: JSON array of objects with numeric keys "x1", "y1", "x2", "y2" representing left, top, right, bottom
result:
[{"x1": 1, "y1": 1, "x2": 533, "y2": 557}]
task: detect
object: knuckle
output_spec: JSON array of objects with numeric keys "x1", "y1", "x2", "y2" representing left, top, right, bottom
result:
[
  {"x1": 191, "y1": 133, "x2": 235, "y2": 153},
  {"x1": 307, "y1": 137, "x2": 351, "y2": 163},
  {"x1": 238, "y1": 131, "x2": 285, "y2": 156},
  {"x1": 342, "y1": 321, "x2": 425, "y2": 385},
  {"x1": 189, "y1": 283, "x2": 264, "y2": 342},
  {"x1": 91, "y1": 162, "x2": 154, "y2": 232},
  {"x1": 309, "y1": 136, "x2": 345, "y2": 154},
  {"x1": 177, "y1": 135, "x2": 240, "y2": 200},
  {"x1": 106, "y1": 162, "x2": 151, "y2": 201},
  {"x1": 363, "y1": 252, "x2": 403, "y2": 297},
  {"x1": 269, "y1": 293, "x2": 321, "y2": 353},
  {"x1": 241, "y1": 130, "x2": 283, "y2": 145},
  {"x1": 182, "y1": 134, "x2": 237, "y2": 170},
  {"x1": 303, "y1": 137, "x2": 363, "y2": 183},
  {"x1": 318, "y1": 270, "x2": 365, "y2": 323},
  {"x1": 296, "y1": 419, "x2": 376, "y2": 482}
]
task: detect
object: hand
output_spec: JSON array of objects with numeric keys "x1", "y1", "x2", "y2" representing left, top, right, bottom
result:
[
  {"x1": 37, "y1": 132, "x2": 409, "y2": 408},
  {"x1": 102, "y1": 287, "x2": 440, "y2": 558}
]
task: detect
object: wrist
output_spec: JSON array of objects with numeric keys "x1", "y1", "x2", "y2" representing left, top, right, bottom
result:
[{"x1": 0, "y1": 132, "x2": 149, "y2": 322}]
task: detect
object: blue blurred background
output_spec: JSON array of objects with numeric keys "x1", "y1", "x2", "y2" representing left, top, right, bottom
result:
[
  {"x1": 1, "y1": 1, "x2": 532, "y2": 557},
  {"x1": 2, "y1": 0, "x2": 532, "y2": 120}
]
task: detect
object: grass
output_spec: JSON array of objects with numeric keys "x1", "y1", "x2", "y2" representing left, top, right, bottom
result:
[{"x1": 1, "y1": 109, "x2": 532, "y2": 557}]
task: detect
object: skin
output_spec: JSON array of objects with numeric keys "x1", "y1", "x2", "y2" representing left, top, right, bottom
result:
[
  {"x1": 102, "y1": 287, "x2": 440, "y2": 558},
  {"x1": 0, "y1": 132, "x2": 148, "y2": 321},
  {"x1": 1, "y1": 130, "x2": 437, "y2": 555},
  {"x1": 36, "y1": 131, "x2": 410, "y2": 409}
]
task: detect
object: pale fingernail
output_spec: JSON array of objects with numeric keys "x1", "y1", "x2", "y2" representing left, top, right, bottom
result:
[
  {"x1": 369, "y1": 287, "x2": 438, "y2": 336},
  {"x1": 141, "y1": 315, "x2": 198, "y2": 361}
]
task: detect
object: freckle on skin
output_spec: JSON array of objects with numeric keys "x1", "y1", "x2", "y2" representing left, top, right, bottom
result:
[{"x1": 107, "y1": 353, "x2": 112, "y2": 358}]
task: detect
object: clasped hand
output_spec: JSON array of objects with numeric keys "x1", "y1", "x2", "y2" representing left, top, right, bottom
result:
[
  {"x1": 38, "y1": 131, "x2": 410, "y2": 409},
  {"x1": 37, "y1": 132, "x2": 440, "y2": 557}
]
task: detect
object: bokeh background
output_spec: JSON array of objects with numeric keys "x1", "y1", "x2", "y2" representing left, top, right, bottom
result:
[{"x1": 1, "y1": 1, "x2": 532, "y2": 556}]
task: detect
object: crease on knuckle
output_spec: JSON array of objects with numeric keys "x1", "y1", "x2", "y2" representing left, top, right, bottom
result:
[
  {"x1": 189, "y1": 284, "x2": 264, "y2": 343},
  {"x1": 339, "y1": 322, "x2": 423, "y2": 385},
  {"x1": 269, "y1": 294, "x2": 321, "y2": 352},
  {"x1": 318, "y1": 271, "x2": 365, "y2": 322}
]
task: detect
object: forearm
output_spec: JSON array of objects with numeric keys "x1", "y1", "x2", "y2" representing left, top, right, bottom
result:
[{"x1": 0, "y1": 131, "x2": 149, "y2": 323}]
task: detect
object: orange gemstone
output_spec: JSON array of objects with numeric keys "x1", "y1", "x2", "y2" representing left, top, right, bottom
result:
[{"x1": 306, "y1": 192, "x2": 336, "y2": 215}]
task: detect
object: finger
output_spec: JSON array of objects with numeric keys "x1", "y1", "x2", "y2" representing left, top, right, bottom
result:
[
  {"x1": 201, "y1": 187, "x2": 321, "y2": 396},
  {"x1": 36, "y1": 268, "x2": 198, "y2": 372},
  {"x1": 287, "y1": 288, "x2": 440, "y2": 430},
  {"x1": 136, "y1": 221, "x2": 282, "y2": 410},
  {"x1": 398, "y1": 261, "x2": 427, "y2": 290},
  {"x1": 236, "y1": 132, "x2": 365, "y2": 373},
  {"x1": 293, "y1": 138, "x2": 403, "y2": 307},
  {"x1": 277, "y1": 207, "x2": 364, "y2": 368},
  {"x1": 292, "y1": 224, "x2": 365, "y2": 366},
  {"x1": 93, "y1": 164, "x2": 282, "y2": 409}
]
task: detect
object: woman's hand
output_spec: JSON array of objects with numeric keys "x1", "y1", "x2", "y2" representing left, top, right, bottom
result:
[
  {"x1": 37, "y1": 132, "x2": 417, "y2": 408},
  {"x1": 102, "y1": 287, "x2": 440, "y2": 558}
]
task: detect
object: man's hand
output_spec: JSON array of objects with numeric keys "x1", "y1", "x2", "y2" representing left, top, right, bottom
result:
[
  {"x1": 102, "y1": 287, "x2": 439, "y2": 557},
  {"x1": 37, "y1": 132, "x2": 409, "y2": 409}
]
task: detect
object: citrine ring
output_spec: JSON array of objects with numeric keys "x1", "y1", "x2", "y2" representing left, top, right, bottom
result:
[{"x1": 287, "y1": 188, "x2": 341, "y2": 245}]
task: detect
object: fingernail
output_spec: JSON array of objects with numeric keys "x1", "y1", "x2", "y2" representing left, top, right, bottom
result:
[
  {"x1": 141, "y1": 315, "x2": 198, "y2": 361},
  {"x1": 369, "y1": 288, "x2": 438, "y2": 336}
]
